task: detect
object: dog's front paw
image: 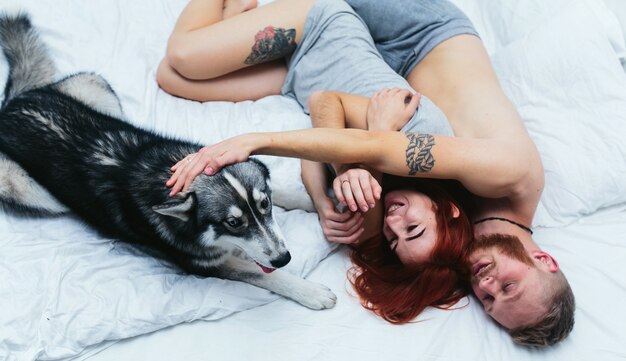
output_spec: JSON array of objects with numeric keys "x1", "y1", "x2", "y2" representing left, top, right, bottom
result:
[
  {"x1": 252, "y1": 268, "x2": 337, "y2": 309},
  {"x1": 292, "y1": 280, "x2": 337, "y2": 310}
]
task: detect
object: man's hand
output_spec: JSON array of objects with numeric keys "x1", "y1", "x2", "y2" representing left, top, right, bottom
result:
[
  {"x1": 314, "y1": 196, "x2": 365, "y2": 245},
  {"x1": 366, "y1": 88, "x2": 421, "y2": 131}
]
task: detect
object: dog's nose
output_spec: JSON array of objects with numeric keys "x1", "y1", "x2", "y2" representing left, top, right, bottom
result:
[{"x1": 270, "y1": 252, "x2": 291, "y2": 268}]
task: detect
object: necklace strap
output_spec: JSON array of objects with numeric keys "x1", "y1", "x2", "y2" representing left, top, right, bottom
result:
[{"x1": 473, "y1": 216, "x2": 533, "y2": 235}]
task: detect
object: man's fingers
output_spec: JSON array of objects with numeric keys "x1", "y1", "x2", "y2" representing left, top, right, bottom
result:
[
  {"x1": 343, "y1": 214, "x2": 365, "y2": 234},
  {"x1": 328, "y1": 227, "x2": 365, "y2": 244},
  {"x1": 325, "y1": 219, "x2": 363, "y2": 238},
  {"x1": 323, "y1": 213, "x2": 363, "y2": 235},
  {"x1": 324, "y1": 207, "x2": 353, "y2": 222}
]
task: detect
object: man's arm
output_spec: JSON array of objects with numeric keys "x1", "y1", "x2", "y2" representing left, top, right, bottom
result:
[{"x1": 308, "y1": 90, "x2": 370, "y2": 130}]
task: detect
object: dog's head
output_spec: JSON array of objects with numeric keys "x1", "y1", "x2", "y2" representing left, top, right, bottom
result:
[{"x1": 153, "y1": 158, "x2": 290, "y2": 273}]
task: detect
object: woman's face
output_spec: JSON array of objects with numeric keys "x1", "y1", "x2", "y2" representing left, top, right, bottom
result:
[{"x1": 382, "y1": 189, "x2": 438, "y2": 266}]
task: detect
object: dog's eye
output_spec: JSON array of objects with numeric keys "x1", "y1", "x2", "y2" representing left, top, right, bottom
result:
[
  {"x1": 260, "y1": 198, "x2": 270, "y2": 209},
  {"x1": 226, "y1": 218, "x2": 243, "y2": 228}
]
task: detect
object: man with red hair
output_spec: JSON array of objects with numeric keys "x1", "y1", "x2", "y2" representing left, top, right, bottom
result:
[{"x1": 469, "y1": 233, "x2": 574, "y2": 346}]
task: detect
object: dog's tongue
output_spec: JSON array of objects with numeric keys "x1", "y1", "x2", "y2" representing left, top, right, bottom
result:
[{"x1": 255, "y1": 261, "x2": 276, "y2": 274}]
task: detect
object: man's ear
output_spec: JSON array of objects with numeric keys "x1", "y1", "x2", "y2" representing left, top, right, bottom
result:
[
  {"x1": 152, "y1": 192, "x2": 196, "y2": 222},
  {"x1": 531, "y1": 250, "x2": 559, "y2": 273}
]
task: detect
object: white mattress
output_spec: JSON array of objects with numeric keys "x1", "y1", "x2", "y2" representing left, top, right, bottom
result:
[{"x1": 1, "y1": 0, "x2": 625, "y2": 360}]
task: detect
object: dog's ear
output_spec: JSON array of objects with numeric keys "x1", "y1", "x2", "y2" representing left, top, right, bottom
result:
[{"x1": 152, "y1": 192, "x2": 196, "y2": 222}]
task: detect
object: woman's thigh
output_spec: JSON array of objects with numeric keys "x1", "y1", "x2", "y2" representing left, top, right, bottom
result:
[
  {"x1": 168, "y1": 0, "x2": 315, "y2": 80},
  {"x1": 157, "y1": 59, "x2": 287, "y2": 102}
]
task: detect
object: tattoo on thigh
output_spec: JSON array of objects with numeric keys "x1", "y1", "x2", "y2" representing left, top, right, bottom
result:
[
  {"x1": 245, "y1": 26, "x2": 296, "y2": 65},
  {"x1": 405, "y1": 133, "x2": 435, "y2": 175}
]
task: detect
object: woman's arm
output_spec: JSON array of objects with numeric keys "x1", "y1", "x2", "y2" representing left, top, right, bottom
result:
[
  {"x1": 308, "y1": 89, "x2": 419, "y2": 131},
  {"x1": 256, "y1": 129, "x2": 532, "y2": 198},
  {"x1": 168, "y1": 127, "x2": 531, "y2": 200},
  {"x1": 308, "y1": 91, "x2": 368, "y2": 130}
]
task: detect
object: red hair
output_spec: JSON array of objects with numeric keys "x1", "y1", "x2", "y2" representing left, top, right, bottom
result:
[{"x1": 349, "y1": 179, "x2": 474, "y2": 324}]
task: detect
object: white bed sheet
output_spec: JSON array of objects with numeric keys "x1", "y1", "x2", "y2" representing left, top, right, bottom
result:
[
  {"x1": 88, "y1": 208, "x2": 626, "y2": 361},
  {"x1": 0, "y1": 0, "x2": 625, "y2": 360}
]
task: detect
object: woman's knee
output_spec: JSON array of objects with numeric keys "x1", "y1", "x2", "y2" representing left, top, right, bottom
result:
[
  {"x1": 164, "y1": 34, "x2": 226, "y2": 80},
  {"x1": 156, "y1": 58, "x2": 184, "y2": 97},
  {"x1": 165, "y1": 36, "x2": 201, "y2": 80}
]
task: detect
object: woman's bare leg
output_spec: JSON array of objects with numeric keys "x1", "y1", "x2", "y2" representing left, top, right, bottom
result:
[
  {"x1": 157, "y1": 59, "x2": 286, "y2": 102},
  {"x1": 166, "y1": 0, "x2": 314, "y2": 79},
  {"x1": 157, "y1": 0, "x2": 314, "y2": 101}
]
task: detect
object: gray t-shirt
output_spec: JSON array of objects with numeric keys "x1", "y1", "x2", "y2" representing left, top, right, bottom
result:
[{"x1": 281, "y1": 0, "x2": 453, "y2": 136}]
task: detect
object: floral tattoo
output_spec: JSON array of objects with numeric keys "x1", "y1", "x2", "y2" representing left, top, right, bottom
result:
[
  {"x1": 405, "y1": 133, "x2": 435, "y2": 175},
  {"x1": 244, "y1": 26, "x2": 296, "y2": 65}
]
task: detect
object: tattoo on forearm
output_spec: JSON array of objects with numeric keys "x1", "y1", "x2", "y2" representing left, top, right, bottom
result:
[
  {"x1": 405, "y1": 133, "x2": 435, "y2": 175},
  {"x1": 244, "y1": 26, "x2": 296, "y2": 65}
]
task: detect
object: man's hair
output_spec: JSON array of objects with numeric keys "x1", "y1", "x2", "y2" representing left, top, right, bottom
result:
[{"x1": 509, "y1": 270, "x2": 575, "y2": 347}]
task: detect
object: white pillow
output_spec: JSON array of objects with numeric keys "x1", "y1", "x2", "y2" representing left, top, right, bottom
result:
[
  {"x1": 488, "y1": 0, "x2": 626, "y2": 226},
  {"x1": 603, "y1": 0, "x2": 626, "y2": 41},
  {"x1": 602, "y1": 0, "x2": 626, "y2": 71}
]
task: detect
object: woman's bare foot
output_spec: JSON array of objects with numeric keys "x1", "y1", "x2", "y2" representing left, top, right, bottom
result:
[{"x1": 223, "y1": 0, "x2": 258, "y2": 19}]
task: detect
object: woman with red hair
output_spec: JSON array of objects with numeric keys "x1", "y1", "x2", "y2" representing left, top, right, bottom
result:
[{"x1": 350, "y1": 177, "x2": 474, "y2": 323}]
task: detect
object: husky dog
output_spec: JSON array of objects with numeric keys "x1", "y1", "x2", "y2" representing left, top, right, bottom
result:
[{"x1": 0, "y1": 13, "x2": 336, "y2": 310}]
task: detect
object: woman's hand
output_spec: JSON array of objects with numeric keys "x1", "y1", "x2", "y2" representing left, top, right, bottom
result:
[
  {"x1": 315, "y1": 196, "x2": 365, "y2": 245},
  {"x1": 166, "y1": 134, "x2": 259, "y2": 196},
  {"x1": 333, "y1": 167, "x2": 382, "y2": 213},
  {"x1": 366, "y1": 88, "x2": 421, "y2": 131}
]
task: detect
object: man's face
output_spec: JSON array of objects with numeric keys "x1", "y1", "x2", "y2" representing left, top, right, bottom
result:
[{"x1": 468, "y1": 235, "x2": 549, "y2": 329}]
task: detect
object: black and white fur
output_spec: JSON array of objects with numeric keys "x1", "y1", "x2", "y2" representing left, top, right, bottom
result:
[{"x1": 0, "y1": 12, "x2": 336, "y2": 310}]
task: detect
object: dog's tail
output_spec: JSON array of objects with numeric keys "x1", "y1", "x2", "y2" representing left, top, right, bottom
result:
[{"x1": 0, "y1": 12, "x2": 55, "y2": 106}]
